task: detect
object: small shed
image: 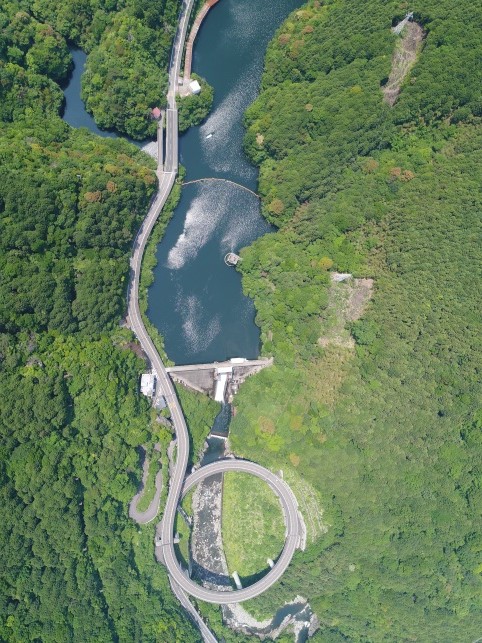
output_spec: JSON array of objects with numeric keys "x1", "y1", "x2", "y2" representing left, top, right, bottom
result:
[
  {"x1": 189, "y1": 80, "x2": 201, "y2": 95},
  {"x1": 151, "y1": 107, "x2": 162, "y2": 120},
  {"x1": 155, "y1": 395, "x2": 167, "y2": 410}
]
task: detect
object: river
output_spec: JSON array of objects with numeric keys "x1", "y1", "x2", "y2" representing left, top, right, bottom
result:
[{"x1": 147, "y1": 0, "x2": 300, "y2": 365}]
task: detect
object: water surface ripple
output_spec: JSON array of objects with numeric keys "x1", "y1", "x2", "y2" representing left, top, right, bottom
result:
[{"x1": 147, "y1": 0, "x2": 300, "y2": 364}]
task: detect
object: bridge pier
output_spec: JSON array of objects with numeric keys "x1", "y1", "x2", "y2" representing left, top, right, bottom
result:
[{"x1": 232, "y1": 571, "x2": 243, "y2": 590}]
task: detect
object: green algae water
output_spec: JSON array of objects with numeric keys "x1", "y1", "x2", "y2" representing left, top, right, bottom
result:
[{"x1": 147, "y1": 0, "x2": 301, "y2": 364}]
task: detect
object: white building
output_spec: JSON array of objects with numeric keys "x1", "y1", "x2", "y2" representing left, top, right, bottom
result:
[
  {"x1": 140, "y1": 372, "x2": 155, "y2": 397},
  {"x1": 189, "y1": 79, "x2": 201, "y2": 95}
]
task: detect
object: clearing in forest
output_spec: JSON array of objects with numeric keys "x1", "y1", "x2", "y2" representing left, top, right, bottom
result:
[
  {"x1": 318, "y1": 273, "x2": 373, "y2": 350},
  {"x1": 383, "y1": 22, "x2": 425, "y2": 106},
  {"x1": 221, "y1": 472, "x2": 285, "y2": 579}
]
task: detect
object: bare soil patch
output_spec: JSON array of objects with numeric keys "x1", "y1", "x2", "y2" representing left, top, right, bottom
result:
[{"x1": 383, "y1": 22, "x2": 425, "y2": 106}]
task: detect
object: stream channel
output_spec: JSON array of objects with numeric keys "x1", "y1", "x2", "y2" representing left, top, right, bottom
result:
[{"x1": 62, "y1": 1, "x2": 315, "y2": 639}]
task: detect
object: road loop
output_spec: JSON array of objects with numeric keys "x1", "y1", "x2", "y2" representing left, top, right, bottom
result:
[{"x1": 158, "y1": 458, "x2": 301, "y2": 604}]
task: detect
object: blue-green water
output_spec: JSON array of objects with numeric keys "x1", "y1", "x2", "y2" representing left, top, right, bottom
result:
[
  {"x1": 62, "y1": 4, "x2": 301, "y2": 367},
  {"x1": 62, "y1": 50, "x2": 118, "y2": 138},
  {"x1": 147, "y1": 0, "x2": 300, "y2": 365}
]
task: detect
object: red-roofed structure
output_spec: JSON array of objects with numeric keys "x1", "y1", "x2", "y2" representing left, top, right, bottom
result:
[{"x1": 151, "y1": 107, "x2": 162, "y2": 120}]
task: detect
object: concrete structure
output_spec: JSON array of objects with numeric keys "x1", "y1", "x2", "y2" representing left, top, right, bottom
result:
[
  {"x1": 140, "y1": 372, "x2": 156, "y2": 397},
  {"x1": 189, "y1": 79, "x2": 201, "y2": 95},
  {"x1": 224, "y1": 252, "x2": 240, "y2": 266},
  {"x1": 157, "y1": 458, "x2": 303, "y2": 604},
  {"x1": 214, "y1": 367, "x2": 231, "y2": 402},
  {"x1": 166, "y1": 358, "x2": 272, "y2": 403},
  {"x1": 157, "y1": 109, "x2": 164, "y2": 173},
  {"x1": 183, "y1": 0, "x2": 221, "y2": 86},
  {"x1": 232, "y1": 571, "x2": 243, "y2": 590}
]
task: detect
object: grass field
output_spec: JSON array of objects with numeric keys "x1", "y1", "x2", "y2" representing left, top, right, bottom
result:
[{"x1": 221, "y1": 472, "x2": 285, "y2": 579}]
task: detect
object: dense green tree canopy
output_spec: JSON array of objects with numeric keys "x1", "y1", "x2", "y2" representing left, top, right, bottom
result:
[
  {"x1": 222, "y1": 0, "x2": 482, "y2": 640},
  {"x1": 0, "y1": 0, "x2": 183, "y2": 137},
  {"x1": 0, "y1": 120, "x2": 156, "y2": 335},
  {"x1": 0, "y1": 2, "x2": 212, "y2": 640},
  {"x1": 1, "y1": 0, "x2": 481, "y2": 640}
]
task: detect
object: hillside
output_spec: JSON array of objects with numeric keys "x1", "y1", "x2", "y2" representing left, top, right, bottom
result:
[
  {"x1": 225, "y1": 0, "x2": 482, "y2": 640},
  {"x1": 0, "y1": 2, "x2": 212, "y2": 641}
]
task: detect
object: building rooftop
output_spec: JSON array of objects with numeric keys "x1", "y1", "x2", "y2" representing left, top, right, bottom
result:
[
  {"x1": 189, "y1": 80, "x2": 201, "y2": 95},
  {"x1": 140, "y1": 373, "x2": 155, "y2": 397}
]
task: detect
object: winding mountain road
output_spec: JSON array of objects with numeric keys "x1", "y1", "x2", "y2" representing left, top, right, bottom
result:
[{"x1": 127, "y1": 0, "x2": 301, "y2": 612}]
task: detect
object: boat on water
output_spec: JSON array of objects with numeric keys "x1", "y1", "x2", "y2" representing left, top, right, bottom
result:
[{"x1": 205, "y1": 132, "x2": 214, "y2": 139}]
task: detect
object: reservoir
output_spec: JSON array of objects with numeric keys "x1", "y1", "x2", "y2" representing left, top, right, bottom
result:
[
  {"x1": 147, "y1": 0, "x2": 300, "y2": 365},
  {"x1": 62, "y1": 49, "x2": 147, "y2": 147}
]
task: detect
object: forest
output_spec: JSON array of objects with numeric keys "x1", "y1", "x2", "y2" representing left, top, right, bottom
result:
[
  {"x1": 0, "y1": 0, "x2": 183, "y2": 138},
  {"x1": 0, "y1": 1, "x2": 215, "y2": 641},
  {"x1": 221, "y1": 0, "x2": 482, "y2": 640},
  {"x1": 1, "y1": 0, "x2": 481, "y2": 641}
]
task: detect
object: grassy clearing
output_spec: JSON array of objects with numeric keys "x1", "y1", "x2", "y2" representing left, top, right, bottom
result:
[{"x1": 221, "y1": 472, "x2": 285, "y2": 579}]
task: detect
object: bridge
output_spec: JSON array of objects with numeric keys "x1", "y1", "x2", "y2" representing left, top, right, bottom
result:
[
  {"x1": 126, "y1": 0, "x2": 301, "y2": 633},
  {"x1": 166, "y1": 357, "x2": 272, "y2": 402},
  {"x1": 157, "y1": 459, "x2": 302, "y2": 604}
]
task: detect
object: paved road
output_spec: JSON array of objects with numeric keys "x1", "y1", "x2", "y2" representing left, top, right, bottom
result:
[
  {"x1": 169, "y1": 578, "x2": 218, "y2": 643},
  {"x1": 158, "y1": 459, "x2": 301, "y2": 604},
  {"x1": 166, "y1": 358, "x2": 272, "y2": 372},
  {"x1": 128, "y1": 449, "x2": 163, "y2": 524},
  {"x1": 127, "y1": 0, "x2": 300, "y2": 612}
]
